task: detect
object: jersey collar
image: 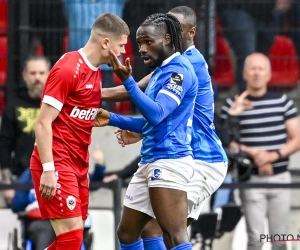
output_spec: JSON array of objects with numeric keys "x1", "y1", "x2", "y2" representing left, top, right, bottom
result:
[
  {"x1": 161, "y1": 52, "x2": 180, "y2": 67},
  {"x1": 78, "y1": 49, "x2": 98, "y2": 71},
  {"x1": 185, "y1": 45, "x2": 195, "y2": 52}
]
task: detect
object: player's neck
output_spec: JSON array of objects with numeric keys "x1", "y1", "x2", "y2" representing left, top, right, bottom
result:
[
  {"x1": 184, "y1": 41, "x2": 194, "y2": 52},
  {"x1": 80, "y1": 45, "x2": 102, "y2": 68}
]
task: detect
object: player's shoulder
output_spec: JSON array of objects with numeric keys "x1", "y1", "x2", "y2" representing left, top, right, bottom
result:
[
  {"x1": 184, "y1": 47, "x2": 206, "y2": 65},
  {"x1": 50, "y1": 52, "x2": 80, "y2": 77},
  {"x1": 167, "y1": 54, "x2": 193, "y2": 72}
]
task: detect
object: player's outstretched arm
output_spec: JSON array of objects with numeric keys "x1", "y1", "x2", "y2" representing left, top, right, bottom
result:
[
  {"x1": 109, "y1": 51, "x2": 179, "y2": 126},
  {"x1": 102, "y1": 73, "x2": 152, "y2": 102},
  {"x1": 94, "y1": 108, "x2": 144, "y2": 134},
  {"x1": 35, "y1": 103, "x2": 59, "y2": 200}
]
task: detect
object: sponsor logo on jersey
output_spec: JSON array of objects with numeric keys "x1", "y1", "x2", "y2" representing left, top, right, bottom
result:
[
  {"x1": 151, "y1": 168, "x2": 162, "y2": 181},
  {"x1": 170, "y1": 73, "x2": 183, "y2": 86},
  {"x1": 166, "y1": 73, "x2": 184, "y2": 96},
  {"x1": 66, "y1": 195, "x2": 76, "y2": 210},
  {"x1": 86, "y1": 84, "x2": 93, "y2": 89},
  {"x1": 70, "y1": 106, "x2": 99, "y2": 120}
]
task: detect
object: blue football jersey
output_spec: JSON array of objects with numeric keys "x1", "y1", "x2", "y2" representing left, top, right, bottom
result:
[
  {"x1": 140, "y1": 53, "x2": 198, "y2": 163},
  {"x1": 183, "y1": 46, "x2": 227, "y2": 162}
]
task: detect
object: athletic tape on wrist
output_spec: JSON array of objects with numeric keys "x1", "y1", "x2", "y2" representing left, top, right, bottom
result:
[{"x1": 42, "y1": 162, "x2": 55, "y2": 171}]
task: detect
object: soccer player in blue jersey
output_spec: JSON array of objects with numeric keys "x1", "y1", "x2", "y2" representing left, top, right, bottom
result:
[
  {"x1": 100, "y1": 6, "x2": 228, "y2": 250},
  {"x1": 96, "y1": 13, "x2": 198, "y2": 250}
]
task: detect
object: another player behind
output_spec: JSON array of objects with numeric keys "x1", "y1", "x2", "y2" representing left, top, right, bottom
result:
[
  {"x1": 95, "y1": 13, "x2": 198, "y2": 250},
  {"x1": 169, "y1": 5, "x2": 228, "y2": 217},
  {"x1": 30, "y1": 13, "x2": 129, "y2": 250}
]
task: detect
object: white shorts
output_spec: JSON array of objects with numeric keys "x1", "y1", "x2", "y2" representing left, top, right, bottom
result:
[
  {"x1": 187, "y1": 160, "x2": 228, "y2": 220},
  {"x1": 123, "y1": 156, "x2": 195, "y2": 218}
]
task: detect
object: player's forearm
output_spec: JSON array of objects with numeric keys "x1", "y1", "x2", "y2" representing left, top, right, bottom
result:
[
  {"x1": 123, "y1": 77, "x2": 177, "y2": 125},
  {"x1": 102, "y1": 74, "x2": 151, "y2": 102},
  {"x1": 35, "y1": 120, "x2": 54, "y2": 164},
  {"x1": 102, "y1": 85, "x2": 131, "y2": 102},
  {"x1": 109, "y1": 114, "x2": 144, "y2": 133}
]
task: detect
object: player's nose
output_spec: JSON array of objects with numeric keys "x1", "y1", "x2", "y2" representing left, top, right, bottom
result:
[{"x1": 139, "y1": 45, "x2": 147, "y2": 53}]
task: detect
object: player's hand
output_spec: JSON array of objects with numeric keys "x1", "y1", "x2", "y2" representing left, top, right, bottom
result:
[
  {"x1": 39, "y1": 170, "x2": 57, "y2": 200},
  {"x1": 114, "y1": 128, "x2": 143, "y2": 147},
  {"x1": 228, "y1": 91, "x2": 252, "y2": 116},
  {"x1": 94, "y1": 108, "x2": 110, "y2": 127},
  {"x1": 103, "y1": 174, "x2": 119, "y2": 183},
  {"x1": 109, "y1": 50, "x2": 132, "y2": 82}
]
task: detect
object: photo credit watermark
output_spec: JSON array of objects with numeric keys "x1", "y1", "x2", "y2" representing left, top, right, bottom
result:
[{"x1": 260, "y1": 234, "x2": 300, "y2": 249}]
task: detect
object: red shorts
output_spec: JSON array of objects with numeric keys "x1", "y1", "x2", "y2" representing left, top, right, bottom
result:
[{"x1": 31, "y1": 168, "x2": 89, "y2": 220}]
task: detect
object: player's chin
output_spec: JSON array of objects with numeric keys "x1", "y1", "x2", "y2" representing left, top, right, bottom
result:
[{"x1": 107, "y1": 63, "x2": 112, "y2": 67}]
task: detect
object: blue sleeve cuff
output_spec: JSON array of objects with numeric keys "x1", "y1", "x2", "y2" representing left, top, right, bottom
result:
[{"x1": 123, "y1": 76, "x2": 135, "y2": 88}]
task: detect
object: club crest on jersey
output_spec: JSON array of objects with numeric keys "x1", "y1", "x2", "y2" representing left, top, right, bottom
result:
[
  {"x1": 151, "y1": 168, "x2": 162, "y2": 181},
  {"x1": 66, "y1": 195, "x2": 76, "y2": 210},
  {"x1": 70, "y1": 106, "x2": 99, "y2": 120}
]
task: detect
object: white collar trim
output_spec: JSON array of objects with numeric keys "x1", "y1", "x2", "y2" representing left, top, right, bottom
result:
[
  {"x1": 78, "y1": 49, "x2": 98, "y2": 71},
  {"x1": 161, "y1": 52, "x2": 180, "y2": 66}
]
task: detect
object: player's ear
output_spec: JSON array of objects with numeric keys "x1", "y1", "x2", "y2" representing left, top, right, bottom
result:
[
  {"x1": 101, "y1": 38, "x2": 110, "y2": 50},
  {"x1": 188, "y1": 27, "x2": 196, "y2": 39},
  {"x1": 164, "y1": 34, "x2": 171, "y2": 45}
]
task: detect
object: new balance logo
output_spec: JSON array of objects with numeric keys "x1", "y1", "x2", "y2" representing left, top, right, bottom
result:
[
  {"x1": 70, "y1": 106, "x2": 99, "y2": 120},
  {"x1": 86, "y1": 84, "x2": 93, "y2": 89}
]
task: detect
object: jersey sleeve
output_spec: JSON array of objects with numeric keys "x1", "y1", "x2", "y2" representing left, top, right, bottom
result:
[
  {"x1": 159, "y1": 69, "x2": 192, "y2": 106},
  {"x1": 109, "y1": 113, "x2": 144, "y2": 133},
  {"x1": 42, "y1": 66, "x2": 75, "y2": 111}
]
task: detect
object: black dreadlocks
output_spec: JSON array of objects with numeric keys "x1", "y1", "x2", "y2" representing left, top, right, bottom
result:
[{"x1": 141, "y1": 13, "x2": 183, "y2": 54}]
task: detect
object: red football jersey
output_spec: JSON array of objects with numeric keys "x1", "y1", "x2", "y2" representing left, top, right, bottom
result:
[{"x1": 31, "y1": 49, "x2": 102, "y2": 178}]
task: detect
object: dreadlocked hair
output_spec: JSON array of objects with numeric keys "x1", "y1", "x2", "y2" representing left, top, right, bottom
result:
[{"x1": 141, "y1": 13, "x2": 183, "y2": 54}]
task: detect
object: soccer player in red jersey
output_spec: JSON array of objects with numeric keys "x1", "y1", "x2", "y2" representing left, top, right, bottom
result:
[{"x1": 29, "y1": 13, "x2": 129, "y2": 250}]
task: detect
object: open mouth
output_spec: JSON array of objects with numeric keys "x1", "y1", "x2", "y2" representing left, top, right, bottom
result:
[{"x1": 141, "y1": 56, "x2": 151, "y2": 65}]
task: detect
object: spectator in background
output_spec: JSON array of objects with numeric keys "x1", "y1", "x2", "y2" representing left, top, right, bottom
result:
[
  {"x1": 0, "y1": 56, "x2": 50, "y2": 205},
  {"x1": 217, "y1": 0, "x2": 292, "y2": 92},
  {"x1": 89, "y1": 145, "x2": 106, "y2": 182},
  {"x1": 63, "y1": 0, "x2": 125, "y2": 111},
  {"x1": 220, "y1": 53, "x2": 300, "y2": 250}
]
